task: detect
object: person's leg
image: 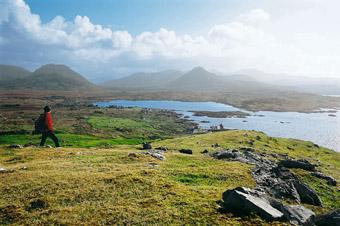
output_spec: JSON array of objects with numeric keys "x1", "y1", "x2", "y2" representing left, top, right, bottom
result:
[
  {"x1": 47, "y1": 131, "x2": 60, "y2": 147},
  {"x1": 40, "y1": 132, "x2": 47, "y2": 146}
]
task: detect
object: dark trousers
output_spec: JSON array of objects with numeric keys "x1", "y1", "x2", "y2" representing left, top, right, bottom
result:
[{"x1": 40, "y1": 131, "x2": 60, "y2": 147}]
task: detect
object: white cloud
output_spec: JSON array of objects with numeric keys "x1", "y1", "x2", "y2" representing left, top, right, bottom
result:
[
  {"x1": 1, "y1": 0, "x2": 340, "y2": 79},
  {"x1": 238, "y1": 9, "x2": 271, "y2": 26}
]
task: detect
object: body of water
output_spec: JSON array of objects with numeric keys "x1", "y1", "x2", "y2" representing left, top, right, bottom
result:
[{"x1": 95, "y1": 100, "x2": 340, "y2": 152}]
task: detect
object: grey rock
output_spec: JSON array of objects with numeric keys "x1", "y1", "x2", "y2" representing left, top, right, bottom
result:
[
  {"x1": 148, "y1": 153, "x2": 165, "y2": 161},
  {"x1": 0, "y1": 167, "x2": 15, "y2": 174},
  {"x1": 279, "y1": 159, "x2": 316, "y2": 171},
  {"x1": 273, "y1": 202, "x2": 315, "y2": 226},
  {"x1": 315, "y1": 209, "x2": 340, "y2": 226},
  {"x1": 220, "y1": 187, "x2": 284, "y2": 221},
  {"x1": 211, "y1": 150, "x2": 240, "y2": 159},
  {"x1": 8, "y1": 144, "x2": 23, "y2": 149},
  {"x1": 128, "y1": 149, "x2": 166, "y2": 161},
  {"x1": 179, "y1": 149, "x2": 193, "y2": 155},
  {"x1": 293, "y1": 180, "x2": 322, "y2": 206},
  {"x1": 311, "y1": 172, "x2": 337, "y2": 186},
  {"x1": 156, "y1": 146, "x2": 168, "y2": 152},
  {"x1": 144, "y1": 150, "x2": 166, "y2": 161},
  {"x1": 142, "y1": 143, "x2": 152, "y2": 150}
]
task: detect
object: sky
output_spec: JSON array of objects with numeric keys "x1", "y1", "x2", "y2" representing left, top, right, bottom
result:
[{"x1": 1, "y1": 0, "x2": 340, "y2": 82}]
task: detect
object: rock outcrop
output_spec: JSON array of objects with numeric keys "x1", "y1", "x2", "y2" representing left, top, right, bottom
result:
[
  {"x1": 219, "y1": 187, "x2": 284, "y2": 221},
  {"x1": 210, "y1": 149, "x2": 323, "y2": 206},
  {"x1": 220, "y1": 187, "x2": 317, "y2": 225},
  {"x1": 279, "y1": 159, "x2": 316, "y2": 171},
  {"x1": 311, "y1": 172, "x2": 337, "y2": 186},
  {"x1": 314, "y1": 209, "x2": 340, "y2": 226}
]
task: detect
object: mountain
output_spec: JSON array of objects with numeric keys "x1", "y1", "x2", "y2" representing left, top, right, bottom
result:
[
  {"x1": 0, "y1": 65, "x2": 31, "y2": 82},
  {"x1": 102, "y1": 70, "x2": 183, "y2": 89},
  {"x1": 103, "y1": 66, "x2": 274, "y2": 92},
  {"x1": 0, "y1": 64, "x2": 97, "y2": 90},
  {"x1": 168, "y1": 67, "x2": 227, "y2": 91},
  {"x1": 168, "y1": 67, "x2": 271, "y2": 92}
]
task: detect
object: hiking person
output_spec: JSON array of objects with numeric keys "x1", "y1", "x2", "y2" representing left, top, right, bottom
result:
[{"x1": 38, "y1": 106, "x2": 60, "y2": 147}]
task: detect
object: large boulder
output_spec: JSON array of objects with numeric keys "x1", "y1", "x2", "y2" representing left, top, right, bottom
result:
[
  {"x1": 279, "y1": 159, "x2": 316, "y2": 171},
  {"x1": 293, "y1": 180, "x2": 322, "y2": 206},
  {"x1": 270, "y1": 200, "x2": 315, "y2": 226},
  {"x1": 220, "y1": 187, "x2": 284, "y2": 221},
  {"x1": 315, "y1": 209, "x2": 340, "y2": 226}
]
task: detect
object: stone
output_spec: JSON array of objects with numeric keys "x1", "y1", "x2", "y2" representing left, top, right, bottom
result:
[
  {"x1": 311, "y1": 172, "x2": 337, "y2": 186},
  {"x1": 0, "y1": 168, "x2": 14, "y2": 174},
  {"x1": 276, "y1": 203, "x2": 315, "y2": 225},
  {"x1": 148, "y1": 153, "x2": 165, "y2": 161},
  {"x1": 156, "y1": 146, "x2": 168, "y2": 152},
  {"x1": 220, "y1": 187, "x2": 284, "y2": 221},
  {"x1": 179, "y1": 149, "x2": 193, "y2": 155},
  {"x1": 293, "y1": 180, "x2": 322, "y2": 206},
  {"x1": 142, "y1": 143, "x2": 152, "y2": 150},
  {"x1": 128, "y1": 153, "x2": 138, "y2": 158},
  {"x1": 279, "y1": 159, "x2": 316, "y2": 171},
  {"x1": 211, "y1": 150, "x2": 240, "y2": 159},
  {"x1": 315, "y1": 209, "x2": 340, "y2": 226},
  {"x1": 8, "y1": 144, "x2": 23, "y2": 149}
]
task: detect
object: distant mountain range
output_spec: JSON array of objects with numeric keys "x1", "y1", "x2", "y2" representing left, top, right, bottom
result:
[
  {"x1": 2, "y1": 64, "x2": 340, "y2": 95},
  {"x1": 0, "y1": 64, "x2": 96, "y2": 90},
  {"x1": 103, "y1": 70, "x2": 183, "y2": 89},
  {"x1": 103, "y1": 66, "x2": 275, "y2": 92}
]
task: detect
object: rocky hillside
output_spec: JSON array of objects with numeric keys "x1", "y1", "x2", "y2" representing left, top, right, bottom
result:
[{"x1": 0, "y1": 130, "x2": 338, "y2": 225}]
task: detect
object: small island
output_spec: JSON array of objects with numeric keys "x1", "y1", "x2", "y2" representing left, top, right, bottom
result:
[{"x1": 190, "y1": 111, "x2": 250, "y2": 118}]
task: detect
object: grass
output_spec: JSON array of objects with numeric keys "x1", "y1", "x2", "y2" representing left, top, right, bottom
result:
[
  {"x1": 0, "y1": 133, "x2": 142, "y2": 148},
  {"x1": 0, "y1": 130, "x2": 338, "y2": 225}
]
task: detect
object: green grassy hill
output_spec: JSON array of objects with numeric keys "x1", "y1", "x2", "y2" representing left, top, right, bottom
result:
[{"x1": 1, "y1": 130, "x2": 338, "y2": 225}]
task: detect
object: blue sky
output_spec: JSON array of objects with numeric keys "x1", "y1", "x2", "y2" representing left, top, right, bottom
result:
[
  {"x1": 1, "y1": 0, "x2": 340, "y2": 82},
  {"x1": 25, "y1": 0, "x2": 243, "y2": 35}
]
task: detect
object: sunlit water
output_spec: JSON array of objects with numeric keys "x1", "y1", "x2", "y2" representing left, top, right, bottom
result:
[{"x1": 95, "y1": 100, "x2": 340, "y2": 152}]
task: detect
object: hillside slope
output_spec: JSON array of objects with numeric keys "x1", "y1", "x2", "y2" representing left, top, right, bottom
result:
[
  {"x1": 0, "y1": 65, "x2": 31, "y2": 82},
  {"x1": 103, "y1": 70, "x2": 183, "y2": 89},
  {"x1": 0, "y1": 64, "x2": 97, "y2": 90},
  {"x1": 0, "y1": 130, "x2": 338, "y2": 225}
]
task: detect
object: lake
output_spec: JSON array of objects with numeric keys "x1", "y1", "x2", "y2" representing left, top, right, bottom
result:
[{"x1": 95, "y1": 100, "x2": 340, "y2": 152}]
